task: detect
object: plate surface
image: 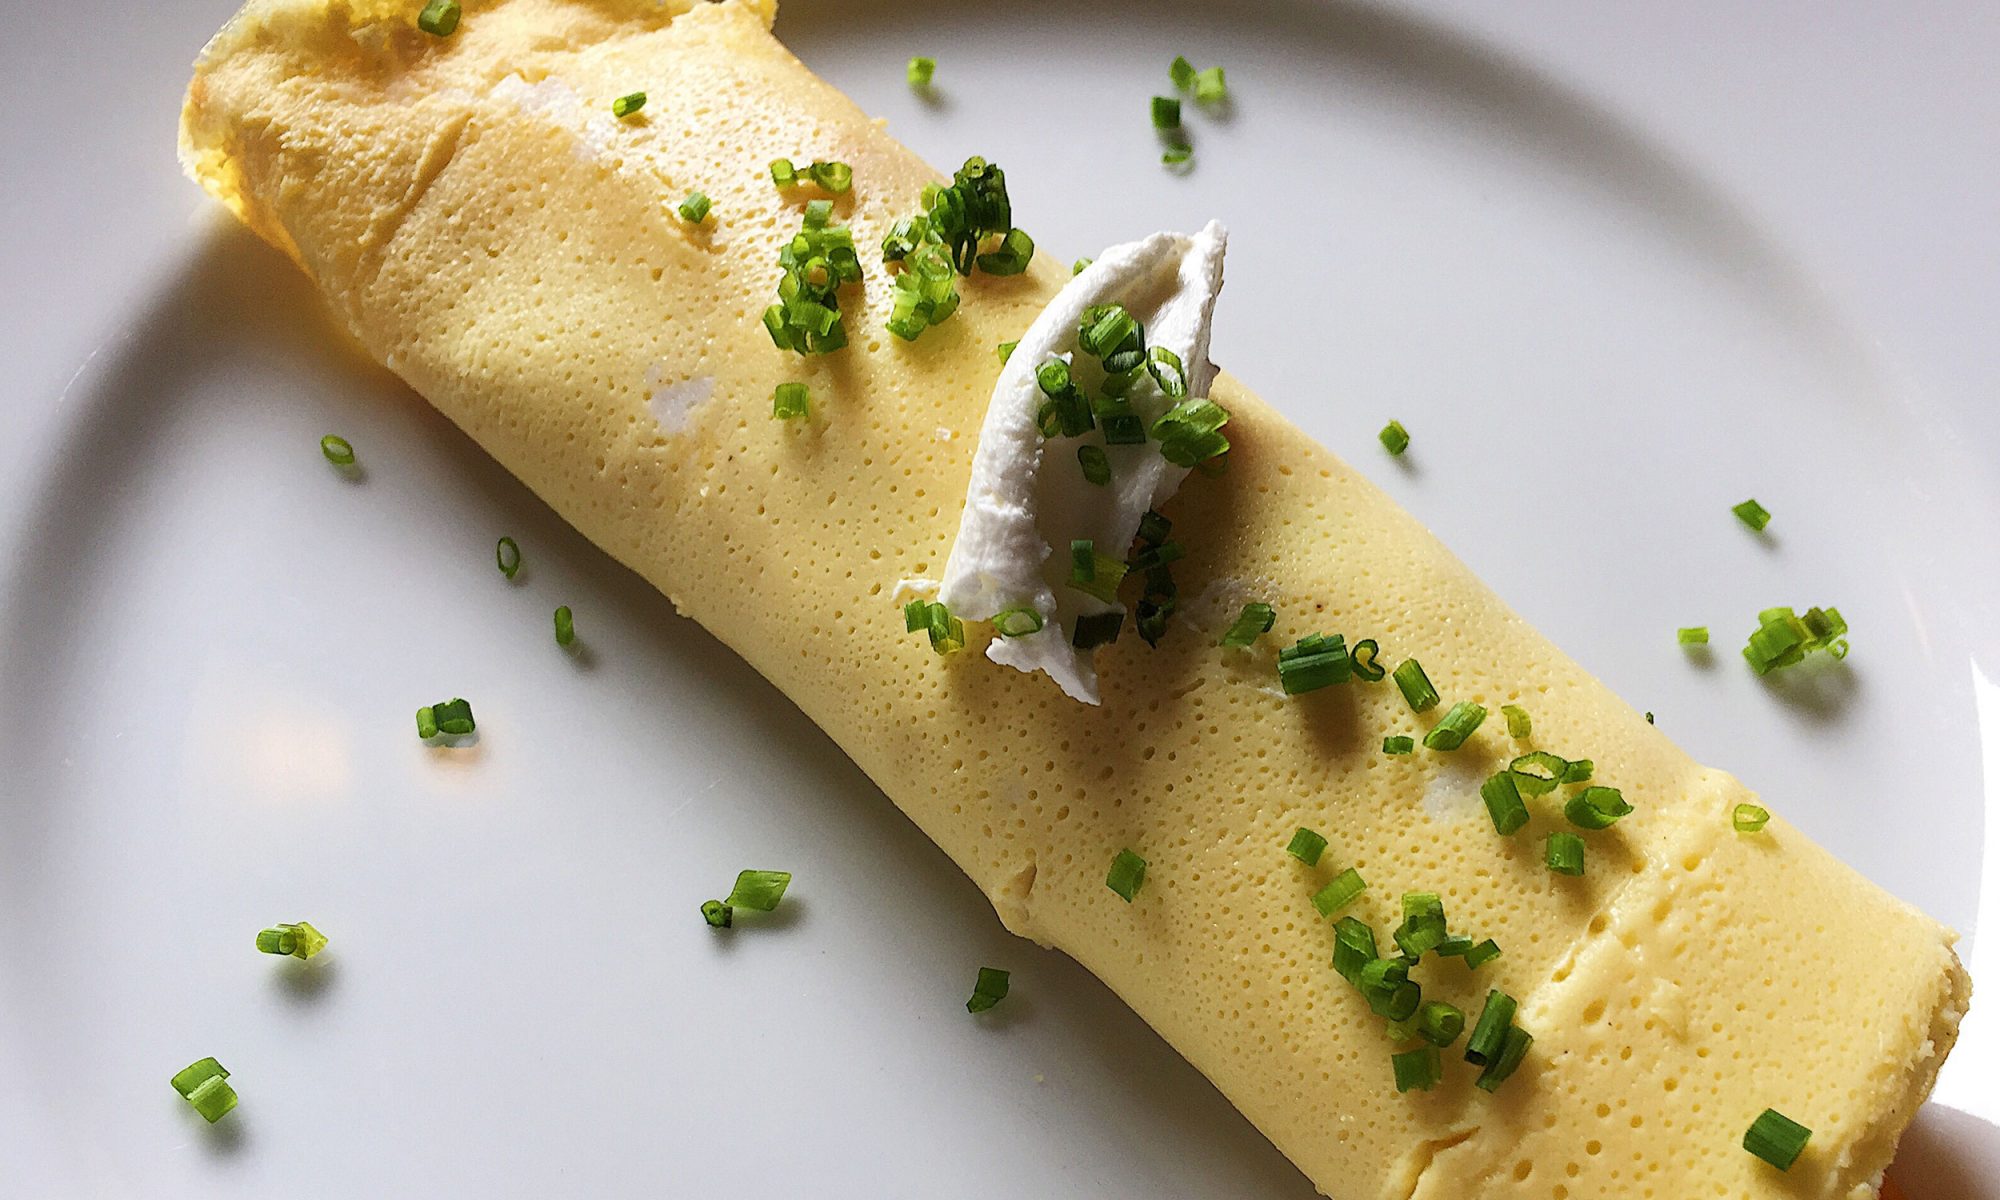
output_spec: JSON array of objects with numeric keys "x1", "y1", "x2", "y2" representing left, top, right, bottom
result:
[{"x1": 3, "y1": 0, "x2": 1998, "y2": 1194}]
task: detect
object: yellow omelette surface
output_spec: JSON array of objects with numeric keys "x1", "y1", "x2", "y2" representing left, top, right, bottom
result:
[{"x1": 181, "y1": 2, "x2": 1969, "y2": 1196}]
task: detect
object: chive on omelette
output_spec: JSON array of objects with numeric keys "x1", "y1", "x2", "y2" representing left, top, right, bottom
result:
[{"x1": 182, "y1": 1, "x2": 1966, "y2": 1195}]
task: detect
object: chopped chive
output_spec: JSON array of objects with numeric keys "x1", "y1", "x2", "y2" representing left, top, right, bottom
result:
[
  {"x1": 418, "y1": 697, "x2": 474, "y2": 739},
  {"x1": 805, "y1": 160, "x2": 853, "y2": 193},
  {"x1": 1147, "y1": 346, "x2": 1188, "y2": 398},
  {"x1": 1193, "y1": 65, "x2": 1227, "y2": 104},
  {"x1": 1072, "y1": 257, "x2": 1093, "y2": 276},
  {"x1": 1462, "y1": 938, "x2": 1502, "y2": 969},
  {"x1": 1161, "y1": 145, "x2": 1193, "y2": 167},
  {"x1": 171, "y1": 1057, "x2": 238, "y2": 1123},
  {"x1": 1422, "y1": 701, "x2": 1487, "y2": 751},
  {"x1": 1501, "y1": 704, "x2": 1531, "y2": 739},
  {"x1": 1744, "y1": 605, "x2": 1849, "y2": 674},
  {"x1": 255, "y1": 921, "x2": 326, "y2": 960},
  {"x1": 1474, "y1": 1025, "x2": 1533, "y2": 1092},
  {"x1": 975, "y1": 227, "x2": 1035, "y2": 276},
  {"x1": 320, "y1": 434, "x2": 355, "y2": 466},
  {"x1": 495, "y1": 536, "x2": 522, "y2": 579},
  {"x1": 992, "y1": 606, "x2": 1044, "y2": 638},
  {"x1": 416, "y1": 0, "x2": 460, "y2": 37},
  {"x1": 1392, "y1": 1045, "x2": 1442, "y2": 1093},
  {"x1": 996, "y1": 339, "x2": 1018, "y2": 363},
  {"x1": 769, "y1": 158, "x2": 797, "y2": 187},
  {"x1": 1564, "y1": 785, "x2": 1632, "y2": 830},
  {"x1": 772, "y1": 382, "x2": 810, "y2": 420},
  {"x1": 1393, "y1": 892, "x2": 1448, "y2": 958},
  {"x1": 1106, "y1": 849, "x2": 1147, "y2": 902},
  {"x1": 1151, "y1": 396, "x2": 1231, "y2": 466},
  {"x1": 1136, "y1": 510, "x2": 1172, "y2": 546},
  {"x1": 726, "y1": 869, "x2": 791, "y2": 912},
  {"x1": 612, "y1": 91, "x2": 646, "y2": 118},
  {"x1": 1434, "y1": 936, "x2": 1474, "y2": 957},
  {"x1": 1392, "y1": 659, "x2": 1440, "y2": 712},
  {"x1": 1284, "y1": 827, "x2": 1328, "y2": 866},
  {"x1": 1151, "y1": 96, "x2": 1183, "y2": 129},
  {"x1": 1378, "y1": 420, "x2": 1410, "y2": 456},
  {"x1": 1218, "y1": 602, "x2": 1275, "y2": 648},
  {"x1": 700, "y1": 899, "x2": 732, "y2": 928},
  {"x1": 1560, "y1": 758, "x2": 1594, "y2": 784},
  {"x1": 1733, "y1": 803, "x2": 1771, "y2": 833},
  {"x1": 966, "y1": 966, "x2": 1010, "y2": 1013},
  {"x1": 1332, "y1": 917, "x2": 1377, "y2": 983},
  {"x1": 1360, "y1": 958, "x2": 1421, "y2": 1021},
  {"x1": 1278, "y1": 633, "x2": 1352, "y2": 694},
  {"x1": 1338, "y1": 641, "x2": 1380, "y2": 684},
  {"x1": 1678, "y1": 626, "x2": 1710, "y2": 645},
  {"x1": 677, "y1": 191, "x2": 711, "y2": 223},
  {"x1": 1069, "y1": 553, "x2": 1128, "y2": 604},
  {"x1": 904, "y1": 599, "x2": 965, "y2": 655},
  {"x1": 553, "y1": 605, "x2": 576, "y2": 646},
  {"x1": 1505, "y1": 751, "x2": 1566, "y2": 797},
  {"x1": 1545, "y1": 831, "x2": 1586, "y2": 876},
  {"x1": 1382, "y1": 735, "x2": 1415, "y2": 755},
  {"x1": 1743, "y1": 1108, "x2": 1812, "y2": 1171},
  {"x1": 1169, "y1": 55, "x2": 1196, "y2": 91},
  {"x1": 1417, "y1": 1000, "x2": 1465, "y2": 1048},
  {"x1": 1311, "y1": 868, "x2": 1367, "y2": 917},
  {"x1": 1646, "y1": 711, "x2": 1656, "y2": 724},
  {"x1": 906, "y1": 56, "x2": 936, "y2": 88},
  {"x1": 1078, "y1": 444, "x2": 1112, "y2": 486},
  {"x1": 1125, "y1": 539, "x2": 1183, "y2": 572},
  {"x1": 1733, "y1": 498, "x2": 1772, "y2": 532},
  {"x1": 1464, "y1": 990, "x2": 1517, "y2": 1066}
]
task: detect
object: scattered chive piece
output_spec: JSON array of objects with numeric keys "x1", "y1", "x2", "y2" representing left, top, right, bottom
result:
[
  {"x1": 1162, "y1": 146, "x2": 1193, "y2": 167},
  {"x1": 1311, "y1": 868, "x2": 1368, "y2": 918},
  {"x1": 1733, "y1": 498, "x2": 1772, "y2": 532},
  {"x1": 1360, "y1": 958, "x2": 1421, "y2": 1021},
  {"x1": 904, "y1": 599, "x2": 965, "y2": 655},
  {"x1": 1393, "y1": 892, "x2": 1448, "y2": 958},
  {"x1": 1422, "y1": 701, "x2": 1487, "y2": 751},
  {"x1": 1284, "y1": 827, "x2": 1328, "y2": 866},
  {"x1": 1106, "y1": 849, "x2": 1147, "y2": 902},
  {"x1": 554, "y1": 605, "x2": 576, "y2": 647},
  {"x1": 1561, "y1": 758, "x2": 1595, "y2": 784},
  {"x1": 768, "y1": 158, "x2": 797, "y2": 188},
  {"x1": 1733, "y1": 803, "x2": 1771, "y2": 833},
  {"x1": 1382, "y1": 735, "x2": 1415, "y2": 755},
  {"x1": 1169, "y1": 55, "x2": 1196, "y2": 91},
  {"x1": 1501, "y1": 704, "x2": 1531, "y2": 739},
  {"x1": 1136, "y1": 510, "x2": 1172, "y2": 546},
  {"x1": 1348, "y1": 638, "x2": 1385, "y2": 682},
  {"x1": 1462, "y1": 939, "x2": 1502, "y2": 969},
  {"x1": 1152, "y1": 96, "x2": 1183, "y2": 129},
  {"x1": 612, "y1": 91, "x2": 646, "y2": 119},
  {"x1": 1646, "y1": 711, "x2": 1656, "y2": 724},
  {"x1": 320, "y1": 434, "x2": 355, "y2": 466},
  {"x1": 1564, "y1": 785, "x2": 1632, "y2": 830},
  {"x1": 1378, "y1": 420, "x2": 1410, "y2": 456},
  {"x1": 1151, "y1": 396, "x2": 1232, "y2": 466},
  {"x1": 773, "y1": 381, "x2": 810, "y2": 420},
  {"x1": 700, "y1": 899, "x2": 732, "y2": 928},
  {"x1": 1392, "y1": 659, "x2": 1440, "y2": 712},
  {"x1": 1464, "y1": 990, "x2": 1517, "y2": 1066},
  {"x1": 1278, "y1": 633, "x2": 1352, "y2": 694},
  {"x1": 416, "y1": 0, "x2": 460, "y2": 37},
  {"x1": 677, "y1": 191, "x2": 711, "y2": 223},
  {"x1": 418, "y1": 697, "x2": 474, "y2": 739},
  {"x1": 1474, "y1": 1025, "x2": 1534, "y2": 1092},
  {"x1": 906, "y1": 56, "x2": 936, "y2": 88},
  {"x1": 1392, "y1": 1045, "x2": 1442, "y2": 1093},
  {"x1": 1743, "y1": 1108, "x2": 1812, "y2": 1171},
  {"x1": 1434, "y1": 935, "x2": 1474, "y2": 957},
  {"x1": 1068, "y1": 552, "x2": 1128, "y2": 604},
  {"x1": 1545, "y1": 831, "x2": 1586, "y2": 876},
  {"x1": 1743, "y1": 605, "x2": 1849, "y2": 674},
  {"x1": 171, "y1": 1058, "x2": 238, "y2": 1123},
  {"x1": 996, "y1": 340, "x2": 1018, "y2": 363},
  {"x1": 1218, "y1": 602, "x2": 1276, "y2": 648},
  {"x1": 1192, "y1": 65, "x2": 1228, "y2": 105},
  {"x1": 992, "y1": 606, "x2": 1045, "y2": 638},
  {"x1": 1507, "y1": 751, "x2": 1567, "y2": 797},
  {"x1": 495, "y1": 536, "x2": 522, "y2": 579},
  {"x1": 1417, "y1": 1001, "x2": 1465, "y2": 1048},
  {"x1": 1331, "y1": 917, "x2": 1377, "y2": 983},
  {"x1": 1072, "y1": 610, "x2": 1124, "y2": 650},
  {"x1": 1072, "y1": 257, "x2": 1093, "y2": 276},
  {"x1": 966, "y1": 966, "x2": 1010, "y2": 1013},
  {"x1": 255, "y1": 921, "x2": 326, "y2": 960},
  {"x1": 725, "y1": 869, "x2": 792, "y2": 912},
  {"x1": 1078, "y1": 444, "x2": 1112, "y2": 486},
  {"x1": 1678, "y1": 626, "x2": 1710, "y2": 645}
]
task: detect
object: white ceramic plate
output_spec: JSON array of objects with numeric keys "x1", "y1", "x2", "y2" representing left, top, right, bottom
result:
[{"x1": 3, "y1": 0, "x2": 1996, "y2": 1194}]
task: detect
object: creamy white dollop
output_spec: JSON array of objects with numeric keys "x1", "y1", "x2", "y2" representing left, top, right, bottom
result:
[{"x1": 939, "y1": 221, "x2": 1227, "y2": 704}]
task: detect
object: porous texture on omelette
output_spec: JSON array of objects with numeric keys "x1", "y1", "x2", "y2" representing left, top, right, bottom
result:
[{"x1": 181, "y1": 2, "x2": 1968, "y2": 1196}]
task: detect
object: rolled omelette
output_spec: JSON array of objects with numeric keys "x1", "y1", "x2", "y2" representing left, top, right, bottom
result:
[{"x1": 179, "y1": 1, "x2": 1970, "y2": 1196}]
